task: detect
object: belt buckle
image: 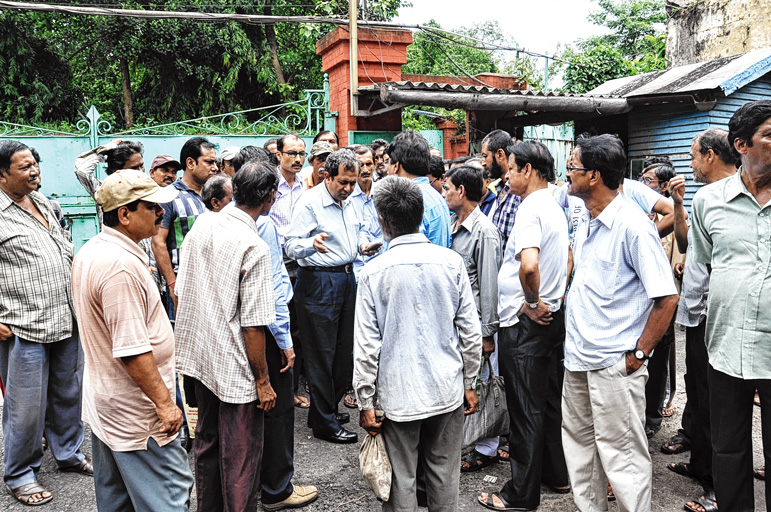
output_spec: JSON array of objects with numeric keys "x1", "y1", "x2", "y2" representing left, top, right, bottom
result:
[{"x1": 344, "y1": 263, "x2": 353, "y2": 274}]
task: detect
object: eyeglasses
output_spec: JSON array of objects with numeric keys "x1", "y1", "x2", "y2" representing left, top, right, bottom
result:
[
  {"x1": 565, "y1": 166, "x2": 590, "y2": 174},
  {"x1": 639, "y1": 177, "x2": 659, "y2": 185},
  {"x1": 281, "y1": 151, "x2": 307, "y2": 158}
]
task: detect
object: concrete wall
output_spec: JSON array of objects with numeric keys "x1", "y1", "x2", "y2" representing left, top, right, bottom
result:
[{"x1": 667, "y1": 0, "x2": 771, "y2": 67}]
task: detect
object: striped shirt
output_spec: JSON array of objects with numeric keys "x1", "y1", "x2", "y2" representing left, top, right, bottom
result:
[
  {"x1": 0, "y1": 189, "x2": 74, "y2": 343},
  {"x1": 490, "y1": 182, "x2": 522, "y2": 249},
  {"x1": 175, "y1": 207, "x2": 276, "y2": 403},
  {"x1": 160, "y1": 180, "x2": 206, "y2": 273},
  {"x1": 270, "y1": 169, "x2": 305, "y2": 247},
  {"x1": 565, "y1": 194, "x2": 678, "y2": 371}
]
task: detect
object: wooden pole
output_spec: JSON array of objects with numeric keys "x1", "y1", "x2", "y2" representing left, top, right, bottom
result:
[{"x1": 349, "y1": 0, "x2": 359, "y2": 116}]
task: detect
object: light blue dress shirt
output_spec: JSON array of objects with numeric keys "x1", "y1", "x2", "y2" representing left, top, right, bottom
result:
[
  {"x1": 284, "y1": 182, "x2": 366, "y2": 267},
  {"x1": 413, "y1": 176, "x2": 452, "y2": 248},
  {"x1": 353, "y1": 233, "x2": 482, "y2": 422},
  {"x1": 565, "y1": 195, "x2": 678, "y2": 371},
  {"x1": 349, "y1": 182, "x2": 383, "y2": 277}
]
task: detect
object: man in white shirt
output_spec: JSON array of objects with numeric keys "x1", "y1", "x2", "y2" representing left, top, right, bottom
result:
[
  {"x1": 562, "y1": 134, "x2": 679, "y2": 512},
  {"x1": 478, "y1": 141, "x2": 570, "y2": 511},
  {"x1": 354, "y1": 176, "x2": 481, "y2": 512}
]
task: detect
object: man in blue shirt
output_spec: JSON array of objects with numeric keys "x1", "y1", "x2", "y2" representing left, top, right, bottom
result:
[{"x1": 385, "y1": 131, "x2": 452, "y2": 248}]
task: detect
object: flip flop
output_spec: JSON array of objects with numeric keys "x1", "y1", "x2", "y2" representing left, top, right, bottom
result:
[
  {"x1": 661, "y1": 431, "x2": 691, "y2": 455},
  {"x1": 668, "y1": 461, "x2": 697, "y2": 479},
  {"x1": 294, "y1": 395, "x2": 310, "y2": 408},
  {"x1": 497, "y1": 443, "x2": 510, "y2": 461},
  {"x1": 343, "y1": 389, "x2": 358, "y2": 409},
  {"x1": 477, "y1": 491, "x2": 531, "y2": 511}
]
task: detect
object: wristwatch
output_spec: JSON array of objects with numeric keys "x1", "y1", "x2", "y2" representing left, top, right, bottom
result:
[
  {"x1": 527, "y1": 298, "x2": 541, "y2": 309},
  {"x1": 632, "y1": 348, "x2": 649, "y2": 361}
]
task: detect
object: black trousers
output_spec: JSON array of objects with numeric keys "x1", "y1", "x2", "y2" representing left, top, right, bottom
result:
[
  {"x1": 284, "y1": 258, "x2": 305, "y2": 394},
  {"x1": 685, "y1": 320, "x2": 712, "y2": 491},
  {"x1": 709, "y1": 365, "x2": 771, "y2": 511},
  {"x1": 260, "y1": 331, "x2": 295, "y2": 505},
  {"x1": 645, "y1": 321, "x2": 675, "y2": 430},
  {"x1": 499, "y1": 311, "x2": 569, "y2": 510},
  {"x1": 294, "y1": 267, "x2": 356, "y2": 435}
]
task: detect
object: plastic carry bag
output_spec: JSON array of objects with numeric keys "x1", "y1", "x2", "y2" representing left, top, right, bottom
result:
[
  {"x1": 359, "y1": 413, "x2": 392, "y2": 501},
  {"x1": 461, "y1": 357, "x2": 509, "y2": 453}
]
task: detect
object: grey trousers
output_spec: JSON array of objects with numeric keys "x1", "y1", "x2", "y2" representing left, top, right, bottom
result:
[
  {"x1": 562, "y1": 357, "x2": 651, "y2": 512},
  {"x1": 382, "y1": 405, "x2": 464, "y2": 512}
]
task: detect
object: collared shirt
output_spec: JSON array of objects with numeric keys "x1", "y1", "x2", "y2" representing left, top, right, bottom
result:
[
  {"x1": 284, "y1": 182, "x2": 365, "y2": 267},
  {"x1": 256, "y1": 215, "x2": 293, "y2": 350},
  {"x1": 676, "y1": 226, "x2": 709, "y2": 327},
  {"x1": 353, "y1": 233, "x2": 483, "y2": 422},
  {"x1": 450, "y1": 207, "x2": 502, "y2": 337},
  {"x1": 0, "y1": 189, "x2": 74, "y2": 343},
  {"x1": 691, "y1": 169, "x2": 771, "y2": 379},
  {"x1": 565, "y1": 195, "x2": 678, "y2": 371},
  {"x1": 413, "y1": 176, "x2": 452, "y2": 248},
  {"x1": 479, "y1": 189, "x2": 497, "y2": 216},
  {"x1": 72, "y1": 227, "x2": 176, "y2": 452},
  {"x1": 498, "y1": 188, "x2": 569, "y2": 327},
  {"x1": 490, "y1": 182, "x2": 522, "y2": 249},
  {"x1": 350, "y1": 182, "x2": 383, "y2": 277},
  {"x1": 270, "y1": 168, "x2": 305, "y2": 247},
  {"x1": 160, "y1": 179, "x2": 206, "y2": 274},
  {"x1": 175, "y1": 207, "x2": 276, "y2": 403},
  {"x1": 302, "y1": 174, "x2": 323, "y2": 191}
]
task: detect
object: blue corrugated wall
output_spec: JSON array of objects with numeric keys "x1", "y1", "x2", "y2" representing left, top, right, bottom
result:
[{"x1": 627, "y1": 73, "x2": 771, "y2": 211}]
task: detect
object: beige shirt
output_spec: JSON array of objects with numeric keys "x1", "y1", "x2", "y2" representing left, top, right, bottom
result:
[{"x1": 72, "y1": 226, "x2": 176, "y2": 452}]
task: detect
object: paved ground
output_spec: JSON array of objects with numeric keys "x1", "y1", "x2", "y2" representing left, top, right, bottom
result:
[{"x1": 0, "y1": 327, "x2": 766, "y2": 511}]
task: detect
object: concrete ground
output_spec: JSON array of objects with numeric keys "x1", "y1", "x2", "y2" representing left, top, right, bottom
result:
[{"x1": 0, "y1": 326, "x2": 766, "y2": 511}]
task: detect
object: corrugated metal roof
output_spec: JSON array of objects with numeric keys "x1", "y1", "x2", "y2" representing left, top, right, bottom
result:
[
  {"x1": 359, "y1": 81, "x2": 612, "y2": 97},
  {"x1": 587, "y1": 47, "x2": 771, "y2": 98}
]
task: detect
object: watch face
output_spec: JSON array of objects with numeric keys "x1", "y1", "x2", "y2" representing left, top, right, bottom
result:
[{"x1": 635, "y1": 349, "x2": 645, "y2": 360}]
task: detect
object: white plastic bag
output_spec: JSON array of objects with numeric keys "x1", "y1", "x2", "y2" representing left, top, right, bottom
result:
[{"x1": 359, "y1": 432, "x2": 392, "y2": 501}]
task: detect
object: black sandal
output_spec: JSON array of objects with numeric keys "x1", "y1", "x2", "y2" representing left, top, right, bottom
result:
[
  {"x1": 661, "y1": 431, "x2": 691, "y2": 454},
  {"x1": 460, "y1": 449, "x2": 497, "y2": 473},
  {"x1": 684, "y1": 489, "x2": 717, "y2": 512},
  {"x1": 477, "y1": 491, "x2": 527, "y2": 511}
]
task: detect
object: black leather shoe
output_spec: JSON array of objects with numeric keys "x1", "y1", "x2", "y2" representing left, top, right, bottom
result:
[
  {"x1": 313, "y1": 428, "x2": 358, "y2": 444},
  {"x1": 335, "y1": 412, "x2": 350, "y2": 424},
  {"x1": 178, "y1": 425, "x2": 192, "y2": 453}
]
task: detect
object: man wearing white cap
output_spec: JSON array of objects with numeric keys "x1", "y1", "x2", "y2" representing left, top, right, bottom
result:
[
  {"x1": 220, "y1": 146, "x2": 241, "y2": 177},
  {"x1": 72, "y1": 170, "x2": 194, "y2": 512}
]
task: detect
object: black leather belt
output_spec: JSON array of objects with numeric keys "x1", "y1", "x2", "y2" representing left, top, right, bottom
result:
[{"x1": 305, "y1": 264, "x2": 354, "y2": 274}]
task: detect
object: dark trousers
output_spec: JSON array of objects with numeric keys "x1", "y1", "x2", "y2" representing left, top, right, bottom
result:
[
  {"x1": 499, "y1": 311, "x2": 569, "y2": 510},
  {"x1": 709, "y1": 365, "x2": 771, "y2": 511},
  {"x1": 685, "y1": 320, "x2": 712, "y2": 491},
  {"x1": 294, "y1": 267, "x2": 356, "y2": 434},
  {"x1": 193, "y1": 380, "x2": 264, "y2": 512},
  {"x1": 645, "y1": 321, "x2": 675, "y2": 430},
  {"x1": 260, "y1": 331, "x2": 295, "y2": 505},
  {"x1": 285, "y1": 259, "x2": 305, "y2": 393}
]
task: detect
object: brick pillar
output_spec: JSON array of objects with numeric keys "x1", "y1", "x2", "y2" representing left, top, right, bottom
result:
[{"x1": 317, "y1": 26, "x2": 413, "y2": 145}]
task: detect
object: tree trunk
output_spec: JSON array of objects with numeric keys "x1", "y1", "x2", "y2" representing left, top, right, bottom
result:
[
  {"x1": 263, "y1": 3, "x2": 286, "y2": 85},
  {"x1": 119, "y1": 57, "x2": 135, "y2": 128}
]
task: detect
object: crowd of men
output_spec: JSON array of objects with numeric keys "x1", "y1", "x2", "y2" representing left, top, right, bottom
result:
[{"x1": 0, "y1": 99, "x2": 770, "y2": 512}]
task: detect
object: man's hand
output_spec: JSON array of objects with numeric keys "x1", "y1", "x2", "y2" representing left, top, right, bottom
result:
[
  {"x1": 313, "y1": 233, "x2": 330, "y2": 253},
  {"x1": 625, "y1": 351, "x2": 645, "y2": 376},
  {"x1": 520, "y1": 301, "x2": 553, "y2": 325},
  {"x1": 168, "y1": 284, "x2": 178, "y2": 311},
  {"x1": 464, "y1": 388, "x2": 479, "y2": 415},
  {"x1": 674, "y1": 262, "x2": 684, "y2": 279},
  {"x1": 0, "y1": 322, "x2": 12, "y2": 341},
  {"x1": 482, "y1": 336, "x2": 495, "y2": 359},
  {"x1": 668, "y1": 175, "x2": 686, "y2": 206},
  {"x1": 359, "y1": 408, "x2": 383, "y2": 436},
  {"x1": 256, "y1": 379, "x2": 277, "y2": 411},
  {"x1": 280, "y1": 347, "x2": 295, "y2": 373},
  {"x1": 156, "y1": 400, "x2": 184, "y2": 437},
  {"x1": 360, "y1": 241, "x2": 383, "y2": 257}
]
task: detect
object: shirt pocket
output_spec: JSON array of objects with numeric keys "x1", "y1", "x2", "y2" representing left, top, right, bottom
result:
[{"x1": 585, "y1": 257, "x2": 617, "y2": 302}]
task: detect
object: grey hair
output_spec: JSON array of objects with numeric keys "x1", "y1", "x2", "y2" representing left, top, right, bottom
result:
[
  {"x1": 372, "y1": 176, "x2": 424, "y2": 239},
  {"x1": 201, "y1": 174, "x2": 232, "y2": 211},
  {"x1": 232, "y1": 161, "x2": 279, "y2": 208},
  {"x1": 324, "y1": 148, "x2": 360, "y2": 178}
]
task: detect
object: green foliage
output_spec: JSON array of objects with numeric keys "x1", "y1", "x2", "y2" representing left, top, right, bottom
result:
[
  {"x1": 558, "y1": 0, "x2": 667, "y2": 94},
  {"x1": 2, "y1": 0, "x2": 402, "y2": 129},
  {"x1": 0, "y1": 12, "x2": 80, "y2": 124}
]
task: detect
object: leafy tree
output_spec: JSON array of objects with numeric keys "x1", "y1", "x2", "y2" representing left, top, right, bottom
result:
[
  {"x1": 557, "y1": 0, "x2": 667, "y2": 94},
  {"x1": 0, "y1": 12, "x2": 81, "y2": 124}
]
